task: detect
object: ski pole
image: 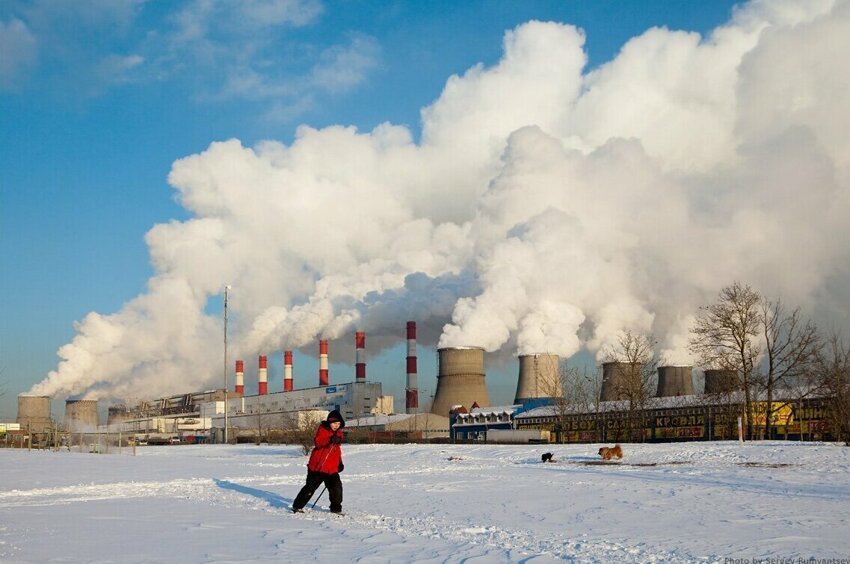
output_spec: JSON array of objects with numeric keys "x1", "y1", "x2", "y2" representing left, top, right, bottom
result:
[{"x1": 311, "y1": 486, "x2": 327, "y2": 509}]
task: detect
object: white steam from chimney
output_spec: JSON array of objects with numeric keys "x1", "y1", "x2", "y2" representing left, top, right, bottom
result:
[{"x1": 30, "y1": 1, "x2": 850, "y2": 399}]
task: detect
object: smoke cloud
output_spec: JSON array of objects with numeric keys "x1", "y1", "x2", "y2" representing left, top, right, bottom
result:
[{"x1": 30, "y1": 0, "x2": 850, "y2": 400}]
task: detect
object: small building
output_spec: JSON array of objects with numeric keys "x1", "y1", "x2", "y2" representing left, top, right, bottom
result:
[
  {"x1": 0, "y1": 422, "x2": 21, "y2": 434},
  {"x1": 451, "y1": 405, "x2": 526, "y2": 441}
]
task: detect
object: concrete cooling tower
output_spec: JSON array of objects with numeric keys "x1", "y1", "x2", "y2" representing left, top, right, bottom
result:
[
  {"x1": 600, "y1": 362, "x2": 628, "y2": 402},
  {"x1": 656, "y1": 366, "x2": 694, "y2": 397},
  {"x1": 514, "y1": 354, "x2": 561, "y2": 405},
  {"x1": 17, "y1": 395, "x2": 52, "y2": 433},
  {"x1": 703, "y1": 369, "x2": 740, "y2": 394},
  {"x1": 599, "y1": 362, "x2": 648, "y2": 402},
  {"x1": 107, "y1": 406, "x2": 129, "y2": 426},
  {"x1": 431, "y1": 347, "x2": 490, "y2": 416},
  {"x1": 64, "y1": 399, "x2": 99, "y2": 432}
]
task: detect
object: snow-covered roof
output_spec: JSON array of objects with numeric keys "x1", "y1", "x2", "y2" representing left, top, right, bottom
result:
[
  {"x1": 346, "y1": 413, "x2": 444, "y2": 427},
  {"x1": 465, "y1": 405, "x2": 523, "y2": 416},
  {"x1": 516, "y1": 387, "x2": 830, "y2": 420}
]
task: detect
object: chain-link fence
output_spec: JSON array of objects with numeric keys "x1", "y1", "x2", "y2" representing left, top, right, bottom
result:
[{"x1": 1, "y1": 430, "x2": 139, "y2": 455}]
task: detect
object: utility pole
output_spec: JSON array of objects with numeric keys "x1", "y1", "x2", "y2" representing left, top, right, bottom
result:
[{"x1": 224, "y1": 285, "x2": 231, "y2": 444}]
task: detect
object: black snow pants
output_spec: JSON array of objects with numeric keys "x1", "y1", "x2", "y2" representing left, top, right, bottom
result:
[{"x1": 292, "y1": 470, "x2": 343, "y2": 512}]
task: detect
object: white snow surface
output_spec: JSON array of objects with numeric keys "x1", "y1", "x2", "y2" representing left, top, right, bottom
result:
[{"x1": 1, "y1": 441, "x2": 849, "y2": 563}]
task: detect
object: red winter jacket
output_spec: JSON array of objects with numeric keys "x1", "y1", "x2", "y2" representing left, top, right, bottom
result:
[{"x1": 307, "y1": 422, "x2": 343, "y2": 474}]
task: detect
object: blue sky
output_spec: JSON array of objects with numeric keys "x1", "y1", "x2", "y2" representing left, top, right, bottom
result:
[{"x1": 3, "y1": 0, "x2": 818, "y2": 420}]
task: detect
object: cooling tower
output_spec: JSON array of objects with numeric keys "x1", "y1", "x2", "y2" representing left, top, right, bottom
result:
[
  {"x1": 656, "y1": 366, "x2": 694, "y2": 397},
  {"x1": 599, "y1": 362, "x2": 644, "y2": 402},
  {"x1": 107, "y1": 406, "x2": 129, "y2": 426},
  {"x1": 64, "y1": 399, "x2": 99, "y2": 432},
  {"x1": 431, "y1": 347, "x2": 490, "y2": 416},
  {"x1": 514, "y1": 354, "x2": 561, "y2": 404},
  {"x1": 16, "y1": 395, "x2": 52, "y2": 433},
  {"x1": 703, "y1": 369, "x2": 740, "y2": 394}
]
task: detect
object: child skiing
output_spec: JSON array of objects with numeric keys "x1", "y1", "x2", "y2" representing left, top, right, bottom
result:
[{"x1": 292, "y1": 410, "x2": 345, "y2": 514}]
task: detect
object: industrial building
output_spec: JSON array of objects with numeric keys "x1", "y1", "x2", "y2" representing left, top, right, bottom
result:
[
  {"x1": 106, "y1": 335, "x2": 396, "y2": 442},
  {"x1": 106, "y1": 389, "x2": 227, "y2": 442},
  {"x1": 443, "y1": 364, "x2": 837, "y2": 444},
  {"x1": 346, "y1": 412, "x2": 450, "y2": 441},
  {"x1": 13, "y1": 325, "x2": 426, "y2": 444},
  {"x1": 208, "y1": 381, "x2": 391, "y2": 442},
  {"x1": 104, "y1": 382, "x2": 391, "y2": 443},
  {"x1": 512, "y1": 392, "x2": 835, "y2": 443}
]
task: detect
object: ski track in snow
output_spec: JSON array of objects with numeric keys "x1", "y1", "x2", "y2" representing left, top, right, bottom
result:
[
  {"x1": 0, "y1": 471, "x2": 692, "y2": 561},
  {"x1": 303, "y1": 509, "x2": 690, "y2": 563},
  {"x1": 537, "y1": 463, "x2": 850, "y2": 502}
]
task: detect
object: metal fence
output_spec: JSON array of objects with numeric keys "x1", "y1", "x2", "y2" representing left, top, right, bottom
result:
[{"x1": 1, "y1": 430, "x2": 138, "y2": 455}]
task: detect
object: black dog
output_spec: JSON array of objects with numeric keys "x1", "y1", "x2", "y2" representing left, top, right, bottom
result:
[{"x1": 541, "y1": 452, "x2": 554, "y2": 463}]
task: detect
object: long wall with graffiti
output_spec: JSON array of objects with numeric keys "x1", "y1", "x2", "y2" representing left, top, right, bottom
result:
[{"x1": 514, "y1": 397, "x2": 833, "y2": 443}]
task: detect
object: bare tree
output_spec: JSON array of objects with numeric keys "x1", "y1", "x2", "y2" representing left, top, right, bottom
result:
[
  {"x1": 276, "y1": 411, "x2": 322, "y2": 455},
  {"x1": 603, "y1": 330, "x2": 658, "y2": 441},
  {"x1": 604, "y1": 330, "x2": 658, "y2": 407},
  {"x1": 701, "y1": 369, "x2": 742, "y2": 440},
  {"x1": 547, "y1": 364, "x2": 594, "y2": 443},
  {"x1": 815, "y1": 333, "x2": 850, "y2": 445},
  {"x1": 758, "y1": 299, "x2": 820, "y2": 439},
  {"x1": 255, "y1": 409, "x2": 265, "y2": 445},
  {"x1": 690, "y1": 282, "x2": 761, "y2": 439}
]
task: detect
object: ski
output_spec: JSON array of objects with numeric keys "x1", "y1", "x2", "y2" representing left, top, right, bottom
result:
[{"x1": 290, "y1": 507, "x2": 345, "y2": 517}]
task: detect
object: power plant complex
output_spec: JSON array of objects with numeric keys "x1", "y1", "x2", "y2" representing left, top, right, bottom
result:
[
  {"x1": 15, "y1": 322, "x2": 514, "y2": 442},
  {"x1": 15, "y1": 319, "x2": 797, "y2": 445}
]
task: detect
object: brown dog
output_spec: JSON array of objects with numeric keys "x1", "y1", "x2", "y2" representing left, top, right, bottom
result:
[{"x1": 598, "y1": 444, "x2": 623, "y2": 461}]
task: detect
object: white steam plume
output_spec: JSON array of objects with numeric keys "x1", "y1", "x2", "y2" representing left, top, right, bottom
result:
[{"x1": 31, "y1": 0, "x2": 850, "y2": 400}]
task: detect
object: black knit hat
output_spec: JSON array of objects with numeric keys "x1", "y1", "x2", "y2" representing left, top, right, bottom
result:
[{"x1": 326, "y1": 410, "x2": 346, "y2": 428}]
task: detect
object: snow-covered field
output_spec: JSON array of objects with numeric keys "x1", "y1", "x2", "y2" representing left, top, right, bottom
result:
[{"x1": 1, "y1": 441, "x2": 849, "y2": 563}]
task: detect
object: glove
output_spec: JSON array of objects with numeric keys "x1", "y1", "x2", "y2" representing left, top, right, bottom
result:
[
  {"x1": 338, "y1": 462, "x2": 344, "y2": 473},
  {"x1": 330, "y1": 435, "x2": 343, "y2": 444}
]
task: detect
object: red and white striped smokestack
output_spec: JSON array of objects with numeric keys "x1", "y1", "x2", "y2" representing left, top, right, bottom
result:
[
  {"x1": 355, "y1": 331, "x2": 366, "y2": 382},
  {"x1": 235, "y1": 360, "x2": 244, "y2": 394},
  {"x1": 258, "y1": 355, "x2": 268, "y2": 395},
  {"x1": 284, "y1": 350, "x2": 293, "y2": 392},
  {"x1": 319, "y1": 340, "x2": 329, "y2": 386},
  {"x1": 406, "y1": 321, "x2": 419, "y2": 414}
]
